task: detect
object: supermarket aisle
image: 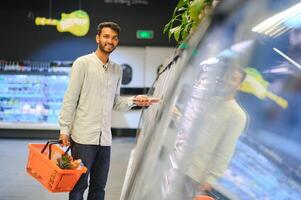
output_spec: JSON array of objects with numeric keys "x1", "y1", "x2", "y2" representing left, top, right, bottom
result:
[{"x1": 0, "y1": 137, "x2": 136, "y2": 200}]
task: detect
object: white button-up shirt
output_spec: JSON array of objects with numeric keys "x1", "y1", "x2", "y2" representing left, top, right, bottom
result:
[{"x1": 59, "y1": 53, "x2": 133, "y2": 146}]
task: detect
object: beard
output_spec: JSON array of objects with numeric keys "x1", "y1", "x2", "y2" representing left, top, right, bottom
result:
[{"x1": 98, "y1": 42, "x2": 116, "y2": 54}]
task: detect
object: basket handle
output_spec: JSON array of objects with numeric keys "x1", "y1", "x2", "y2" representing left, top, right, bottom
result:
[
  {"x1": 41, "y1": 140, "x2": 71, "y2": 160},
  {"x1": 203, "y1": 190, "x2": 219, "y2": 200}
]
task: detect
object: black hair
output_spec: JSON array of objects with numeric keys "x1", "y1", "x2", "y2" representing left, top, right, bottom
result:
[
  {"x1": 238, "y1": 68, "x2": 247, "y2": 83},
  {"x1": 217, "y1": 54, "x2": 247, "y2": 84},
  {"x1": 97, "y1": 22, "x2": 121, "y2": 35}
]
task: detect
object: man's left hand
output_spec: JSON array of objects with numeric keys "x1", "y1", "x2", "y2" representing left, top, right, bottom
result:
[{"x1": 133, "y1": 95, "x2": 160, "y2": 107}]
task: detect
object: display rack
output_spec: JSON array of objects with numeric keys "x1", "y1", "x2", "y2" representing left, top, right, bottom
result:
[{"x1": 0, "y1": 60, "x2": 72, "y2": 129}]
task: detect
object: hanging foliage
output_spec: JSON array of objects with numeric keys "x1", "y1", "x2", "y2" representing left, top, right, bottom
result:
[{"x1": 164, "y1": 0, "x2": 215, "y2": 43}]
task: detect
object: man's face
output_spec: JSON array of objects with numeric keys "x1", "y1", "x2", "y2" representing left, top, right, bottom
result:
[
  {"x1": 215, "y1": 69, "x2": 244, "y2": 97},
  {"x1": 96, "y1": 27, "x2": 119, "y2": 54},
  {"x1": 231, "y1": 70, "x2": 244, "y2": 89}
]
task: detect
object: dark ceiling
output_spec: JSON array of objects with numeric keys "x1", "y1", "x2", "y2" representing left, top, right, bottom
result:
[{"x1": 0, "y1": 0, "x2": 178, "y2": 60}]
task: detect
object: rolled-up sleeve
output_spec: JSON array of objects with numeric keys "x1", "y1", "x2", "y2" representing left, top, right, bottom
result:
[{"x1": 59, "y1": 59, "x2": 85, "y2": 135}]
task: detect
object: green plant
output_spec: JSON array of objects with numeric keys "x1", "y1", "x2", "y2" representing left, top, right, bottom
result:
[
  {"x1": 57, "y1": 154, "x2": 72, "y2": 169},
  {"x1": 164, "y1": 0, "x2": 215, "y2": 43},
  {"x1": 57, "y1": 154, "x2": 82, "y2": 169}
]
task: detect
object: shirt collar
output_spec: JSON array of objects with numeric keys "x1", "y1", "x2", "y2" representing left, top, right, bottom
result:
[{"x1": 93, "y1": 52, "x2": 111, "y2": 70}]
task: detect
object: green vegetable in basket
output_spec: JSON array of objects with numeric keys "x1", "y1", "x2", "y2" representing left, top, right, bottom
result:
[
  {"x1": 57, "y1": 154, "x2": 82, "y2": 169},
  {"x1": 57, "y1": 154, "x2": 72, "y2": 169}
]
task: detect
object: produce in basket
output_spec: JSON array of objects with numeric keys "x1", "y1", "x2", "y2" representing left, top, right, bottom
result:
[{"x1": 57, "y1": 154, "x2": 82, "y2": 169}]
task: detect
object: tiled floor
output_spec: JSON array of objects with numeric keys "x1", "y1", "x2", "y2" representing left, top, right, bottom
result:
[{"x1": 0, "y1": 137, "x2": 136, "y2": 200}]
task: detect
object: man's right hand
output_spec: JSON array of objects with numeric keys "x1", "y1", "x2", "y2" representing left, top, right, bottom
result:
[{"x1": 59, "y1": 134, "x2": 70, "y2": 147}]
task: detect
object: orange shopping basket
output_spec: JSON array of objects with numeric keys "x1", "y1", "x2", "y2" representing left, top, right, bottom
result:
[
  {"x1": 194, "y1": 195, "x2": 215, "y2": 200},
  {"x1": 26, "y1": 140, "x2": 87, "y2": 192}
]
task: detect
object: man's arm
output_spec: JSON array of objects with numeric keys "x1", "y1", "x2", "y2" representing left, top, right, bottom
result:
[
  {"x1": 113, "y1": 68, "x2": 134, "y2": 111},
  {"x1": 58, "y1": 59, "x2": 85, "y2": 146},
  {"x1": 113, "y1": 68, "x2": 159, "y2": 110}
]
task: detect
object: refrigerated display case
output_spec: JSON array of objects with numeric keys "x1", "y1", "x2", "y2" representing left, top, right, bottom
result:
[{"x1": 0, "y1": 61, "x2": 71, "y2": 129}]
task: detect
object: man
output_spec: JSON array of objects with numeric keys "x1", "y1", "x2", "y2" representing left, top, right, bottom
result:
[
  {"x1": 59, "y1": 22, "x2": 156, "y2": 200},
  {"x1": 182, "y1": 65, "x2": 248, "y2": 198}
]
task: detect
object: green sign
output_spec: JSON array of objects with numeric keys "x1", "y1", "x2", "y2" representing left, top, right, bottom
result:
[{"x1": 136, "y1": 30, "x2": 154, "y2": 39}]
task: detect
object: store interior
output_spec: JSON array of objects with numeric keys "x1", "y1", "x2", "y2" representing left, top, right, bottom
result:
[{"x1": 1, "y1": 0, "x2": 301, "y2": 200}]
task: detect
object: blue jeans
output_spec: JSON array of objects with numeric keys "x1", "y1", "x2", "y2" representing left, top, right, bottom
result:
[{"x1": 69, "y1": 140, "x2": 111, "y2": 200}]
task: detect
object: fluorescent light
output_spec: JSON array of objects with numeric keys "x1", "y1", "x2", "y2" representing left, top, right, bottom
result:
[
  {"x1": 252, "y1": 2, "x2": 301, "y2": 37},
  {"x1": 273, "y1": 48, "x2": 301, "y2": 70},
  {"x1": 263, "y1": 67, "x2": 290, "y2": 74}
]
